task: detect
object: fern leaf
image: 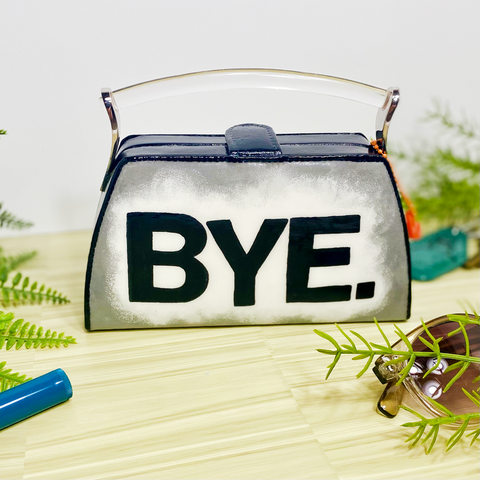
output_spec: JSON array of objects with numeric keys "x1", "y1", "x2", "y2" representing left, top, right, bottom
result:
[
  {"x1": 0, "y1": 203, "x2": 33, "y2": 230},
  {"x1": 0, "y1": 311, "x2": 76, "y2": 350},
  {"x1": 0, "y1": 250, "x2": 37, "y2": 274},
  {"x1": 0, "y1": 271, "x2": 69, "y2": 307},
  {"x1": 0, "y1": 361, "x2": 32, "y2": 392},
  {"x1": 0, "y1": 311, "x2": 15, "y2": 327},
  {"x1": 426, "y1": 99, "x2": 480, "y2": 140}
]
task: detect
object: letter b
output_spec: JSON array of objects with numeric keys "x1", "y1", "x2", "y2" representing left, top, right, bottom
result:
[{"x1": 127, "y1": 212, "x2": 209, "y2": 303}]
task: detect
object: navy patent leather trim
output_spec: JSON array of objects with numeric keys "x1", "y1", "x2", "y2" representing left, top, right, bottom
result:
[
  {"x1": 117, "y1": 132, "x2": 370, "y2": 154},
  {"x1": 102, "y1": 132, "x2": 372, "y2": 187},
  {"x1": 225, "y1": 124, "x2": 282, "y2": 158}
]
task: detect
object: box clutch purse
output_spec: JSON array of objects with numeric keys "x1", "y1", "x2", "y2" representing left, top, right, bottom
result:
[{"x1": 85, "y1": 69, "x2": 411, "y2": 330}]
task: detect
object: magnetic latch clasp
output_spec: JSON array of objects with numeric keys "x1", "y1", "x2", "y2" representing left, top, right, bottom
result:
[{"x1": 225, "y1": 124, "x2": 282, "y2": 159}]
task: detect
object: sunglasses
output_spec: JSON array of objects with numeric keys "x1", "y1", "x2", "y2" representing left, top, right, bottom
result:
[{"x1": 372, "y1": 314, "x2": 480, "y2": 422}]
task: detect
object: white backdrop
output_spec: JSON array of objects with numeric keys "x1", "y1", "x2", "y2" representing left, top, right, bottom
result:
[{"x1": 1, "y1": 0, "x2": 479, "y2": 236}]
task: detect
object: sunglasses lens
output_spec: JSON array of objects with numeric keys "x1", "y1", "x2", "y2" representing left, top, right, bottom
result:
[{"x1": 410, "y1": 319, "x2": 479, "y2": 415}]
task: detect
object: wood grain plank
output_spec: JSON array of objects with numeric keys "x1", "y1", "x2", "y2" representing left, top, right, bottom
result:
[
  {"x1": 261, "y1": 270, "x2": 480, "y2": 479},
  {"x1": 0, "y1": 232, "x2": 478, "y2": 479}
]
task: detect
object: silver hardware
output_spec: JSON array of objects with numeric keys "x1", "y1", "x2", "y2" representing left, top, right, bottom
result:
[
  {"x1": 375, "y1": 86, "x2": 400, "y2": 153},
  {"x1": 101, "y1": 88, "x2": 120, "y2": 191}
]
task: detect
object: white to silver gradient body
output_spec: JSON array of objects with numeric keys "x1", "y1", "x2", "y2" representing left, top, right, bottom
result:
[
  {"x1": 101, "y1": 69, "x2": 400, "y2": 190},
  {"x1": 88, "y1": 159, "x2": 410, "y2": 329}
]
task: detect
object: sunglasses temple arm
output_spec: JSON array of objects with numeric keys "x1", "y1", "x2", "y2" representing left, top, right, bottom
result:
[{"x1": 376, "y1": 380, "x2": 405, "y2": 419}]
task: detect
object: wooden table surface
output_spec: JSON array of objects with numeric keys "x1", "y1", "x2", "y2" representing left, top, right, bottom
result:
[{"x1": 1, "y1": 231, "x2": 479, "y2": 480}]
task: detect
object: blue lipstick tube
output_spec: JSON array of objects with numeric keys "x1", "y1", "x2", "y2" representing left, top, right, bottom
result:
[{"x1": 0, "y1": 369, "x2": 73, "y2": 430}]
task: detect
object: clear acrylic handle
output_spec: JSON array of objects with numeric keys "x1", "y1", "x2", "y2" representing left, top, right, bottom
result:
[
  {"x1": 112, "y1": 68, "x2": 389, "y2": 108},
  {"x1": 101, "y1": 69, "x2": 399, "y2": 189}
]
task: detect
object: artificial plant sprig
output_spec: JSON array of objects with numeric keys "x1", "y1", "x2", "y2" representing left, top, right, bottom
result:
[
  {"x1": 446, "y1": 312, "x2": 480, "y2": 330},
  {"x1": 0, "y1": 202, "x2": 68, "y2": 307},
  {"x1": 0, "y1": 129, "x2": 76, "y2": 397},
  {"x1": 0, "y1": 310, "x2": 76, "y2": 392},
  {"x1": 394, "y1": 101, "x2": 480, "y2": 228},
  {"x1": 400, "y1": 389, "x2": 480, "y2": 454},
  {"x1": 0, "y1": 203, "x2": 33, "y2": 230},
  {"x1": 314, "y1": 313, "x2": 479, "y2": 453},
  {"x1": 0, "y1": 360, "x2": 32, "y2": 393},
  {"x1": 425, "y1": 99, "x2": 480, "y2": 140},
  {"x1": 1, "y1": 132, "x2": 68, "y2": 306},
  {"x1": 0, "y1": 248, "x2": 37, "y2": 275},
  {"x1": 0, "y1": 269, "x2": 69, "y2": 307},
  {"x1": 0, "y1": 310, "x2": 76, "y2": 350},
  {"x1": 314, "y1": 314, "x2": 479, "y2": 388}
]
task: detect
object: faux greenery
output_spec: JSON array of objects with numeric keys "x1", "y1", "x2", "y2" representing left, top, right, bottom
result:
[
  {"x1": 0, "y1": 361, "x2": 32, "y2": 392},
  {"x1": 0, "y1": 248, "x2": 36, "y2": 273},
  {"x1": 0, "y1": 135, "x2": 69, "y2": 307},
  {"x1": 315, "y1": 315, "x2": 479, "y2": 387},
  {"x1": 0, "y1": 203, "x2": 33, "y2": 230},
  {"x1": 0, "y1": 310, "x2": 76, "y2": 350},
  {"x1": 314, "y1": 313, "x2": 479, "y2": 453},
  {"x1": 0, "y1": 128, "x2": 75, "y2": 395},
  {"x1": 401, "y1": 389, "x2": 479, "y2": 454},
  {"x1": 394, "y1": 101, "x2": 480, "y2": 228},
  {"x1": 0, "y1": 311, "x2": 76, "y2": 394},
  {"x1": 0, "y1": 271, "x2": 69, "y2": 307}
]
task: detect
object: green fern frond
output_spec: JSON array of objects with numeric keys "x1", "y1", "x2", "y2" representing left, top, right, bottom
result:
[
  {"x1": 400, "y1": 389, "x2": 480, "y2": 453},
  {"x1": 446, "y1": 312, "x2": 480, "y2": 330},
  {"x1": 426, "y1": 99, "x2": 480, "y2": 140},
  {"x1": 315, "y1": 313, "x2": 480, "y2": 454},
  {"x1": 394, "y1": 102, "x2": 480, "y2": 227},
  {"x1": 0, "y1": 270, "x2": 69, "y2": 307},
  {"x1": 0, "y1": 361, "x2": 32, "y2": 392},
  {"x1": 0, "y1": 250, "x2": 37, "y2": 275},
  {"x1": 0, "y1": 311, "x2": 76, "y2": 350},
  {"x1": 314, "y1": 314, "x2": 479, "y2": 383},
  {"x1": 0, "y1": 203, "x2": 33, "y2": 230}
]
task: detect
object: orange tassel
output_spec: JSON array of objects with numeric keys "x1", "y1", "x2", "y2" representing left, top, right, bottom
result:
[{"x1": 406, "y1": 210, "x2": 422, "y2": 240}]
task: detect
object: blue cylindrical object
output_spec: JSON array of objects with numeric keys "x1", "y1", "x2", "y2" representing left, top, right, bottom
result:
[{"x1": 0, "y1": 368, "x2": 73, "y2": 430}]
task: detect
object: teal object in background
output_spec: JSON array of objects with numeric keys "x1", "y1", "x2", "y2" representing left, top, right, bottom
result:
[
  {"x1": 0, "y1": 369, "x2": 72, "y2": 430},
  {"x1": 410, "y1": 228, "x2": 468, "y2": 281}
]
